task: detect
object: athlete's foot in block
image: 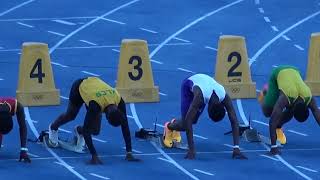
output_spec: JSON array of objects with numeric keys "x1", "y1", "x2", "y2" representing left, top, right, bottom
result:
[
  {"x1": 170, "y1": 119, "x2": 181, "y2": 143},
  {"x1": 276, "y1": 128, "x2": 287, "y2": 145},
  {"x1": 48, "y1": 124, "x2": 59, "y2": 147},
  {"x1": 163, "y1": 122, "x2": 174, "y2": 148}
]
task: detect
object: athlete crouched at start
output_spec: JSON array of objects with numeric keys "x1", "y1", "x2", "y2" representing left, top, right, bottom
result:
[
  {"x1": 48, "y1": 77, "x2": 140, "y2": 164},
  {"x1": 163, "y1": 74, "x2": 247, "y2": 160},
  {"x1": 0, "y1": 97, "x2": 30, "y2": 163}
]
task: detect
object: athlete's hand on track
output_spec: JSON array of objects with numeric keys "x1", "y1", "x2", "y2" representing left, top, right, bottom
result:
[
  {"x1": 232, "y1": 148, "x2": 247, "y2": 160},
  {"x1": 19, "y1": 150, "x2": 31, "y2": 163},
  {"x1": 185, "y1": 149, "x2": 195, "y2": 159},
  {"x1": 267, "y1": 147, "x2": 281, "y2": 156},
  {"x1": 88, "y1": 154, "x2": 103, "y2": 165},
  {"x1": 125, "y1": 152, "x2": 140, "y2": 162}
]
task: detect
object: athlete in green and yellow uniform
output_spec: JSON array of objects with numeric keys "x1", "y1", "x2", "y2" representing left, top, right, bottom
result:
[
  {"x1": 49, "y1": 77, "x2": 139, "y2": 164},
  {"x1": 260, "y1": 65, "x2": 320, "y2": 155}
]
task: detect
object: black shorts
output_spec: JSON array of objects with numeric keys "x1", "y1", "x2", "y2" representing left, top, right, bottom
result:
[{"x1": 69, "y1": 78, "x2": 85, "y2": 107}]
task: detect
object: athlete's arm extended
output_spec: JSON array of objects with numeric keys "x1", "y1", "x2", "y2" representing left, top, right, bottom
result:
[
  {"x1": 222, "y1": 94, "x2": 239, "y2": 146},
  {"x1": 82, "y1": 101, "x2": 102, "y2": 164},
  {"x1": 308, "y1": 97, "x2": 320, "y2": 126},
  {"x1": 184, "y1": 86, "x2": 204, "y2": 159},
  {"x1": 222, "y1": 94, "x2": 247, "y2": 159},
  {"x1": 16, "y1": 102, "x2": 31, "y2": 163}
]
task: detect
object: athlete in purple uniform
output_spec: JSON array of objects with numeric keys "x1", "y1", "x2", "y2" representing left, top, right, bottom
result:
[{"x1": 163, "y1": 74, "x2": 247, "y2": 160}]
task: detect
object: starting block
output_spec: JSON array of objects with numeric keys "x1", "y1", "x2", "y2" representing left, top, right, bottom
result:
[
  {"x1": 157, "y1": 134, "x2": 188, "y2": 150},
  {"x1": 42, "y1": 132, "x2": 86, "y2": 154},
  {"x1": 225, "y1": 124, "x2": 282, "y2": 147},
  {"x1": 135, "y1": 128, "x2": 188, "y2": 150}
]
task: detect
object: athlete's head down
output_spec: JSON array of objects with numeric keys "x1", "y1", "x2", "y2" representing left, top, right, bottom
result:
[
  {"x1": 105, "y1": 105, "x2": 125, "y2": 127},
  {"x1": 208, "y1": 92, "x2": 225, "y2": 122}
]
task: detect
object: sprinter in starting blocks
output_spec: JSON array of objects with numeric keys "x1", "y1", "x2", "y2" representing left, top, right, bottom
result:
[{"x1": 259, "y1": 65, "x2": 320, "y2": 155}]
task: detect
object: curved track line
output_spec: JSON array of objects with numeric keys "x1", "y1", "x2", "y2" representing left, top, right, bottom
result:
[
  {"x1": 249, "y1": 10, "x2": 320, "y2": 65},
  {"x1": 238, "y1": 9, "x2": 320, "y2": 180},
  {"x1": 129, "y1": 0, "x2": 244, "y2": 179},
  {"x1": 0, "y1": 0, "x2": 36, "y2": 17},
  {"x1": 25, "y1": 0, "x2": 140, "y2": 179}
]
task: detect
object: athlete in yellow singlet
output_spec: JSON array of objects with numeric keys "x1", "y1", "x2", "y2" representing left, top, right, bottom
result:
[
  {"x1": 48, "y1": 77, "x2": 139, "y2": 164},
  {"x1": 259, "y1": 66, "x2": 320, "y2": 155}
]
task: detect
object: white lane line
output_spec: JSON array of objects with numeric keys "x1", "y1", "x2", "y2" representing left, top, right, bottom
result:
[
  {"x1": 101, "y1": 18, "x2": 126, "y2": 25},
  {"x1": 0, "y1": 42, "x2": 190, "y2": 52},
  {"x1": 252, "y1": 119, "x2": 269, "y2": 126},
  {"x1": 59, "y1": 128, "x2": 71, "y2": 133},
  {"x1": 16, "y1": 22, "x2": 34, "y2": 28},
  {"x1": 51, "y1": 61, "x2": 69, "y2": 68},
  {"x1": 249, "y1": 10, "x2": 320, "y2": 65},
  {"x1": 139, "y1": 28, "x2": 158, "y2": 34},
  {"x1": 282, "y1": 35, "x2": 291, "y2": 41},
  {"x1": 60, "y1": 96, "x2": 69, "y2": 100},
  {"x1": 264, "y1": 17, "x2": 271, "y2": 23},
  {"x1": 271, "y1": 26, "x2": 279, "y2": 32},
  {"x1": 296, "y1": 166, "x2": 318, "y2": 173},
  {"x1": 79, "y1": 40, "x2": 97, "y2": 46},
  {"x1": 173, "y1": 37, "x2": 190, "y2": 43},
  {"x1": 0, "y1": 0, "x2": 35, "y2": 17},
  {"x1": 25, "y1": 108, "x2": 86, "y2": 180},
  {"x1": 287, "y1": 130, "x2": 308, "y2": 136},
  {"x1": 193, "y1": 169, "x2": 214, "y2": 176},
  {"x1": 92, "y1": 138, "x2": 107, "y2": 143},
  {"x1": 150, "y1": 59, "x2": 163, "y2": 64},
  {"x1": 0, "y1": 78, "x2": 4, "y2": 80},
  {"x1": 258, "y1": 8, "x2": 265, "y2": 13},
  {"x1": 272, "y1": 65, "x2": 278, "y2": 68},
  {"x1": 32, "y1": 120, "x2": 38, "y2": 123},
  {"x1": 47, "y1": 31, "x2": 66, "y2": 37},
  {"x1": 52, "y1": 19, "x2": 76, "y2": 26},
  {"x1": 130, "y1": 104, "x2": 199, "y2": 180},
  {"x1": 177, "y1": 67, "x2": 195, "y2": 74},
  {"x1": 81, "y1": 71, "x2": 100, "y2": 77},
  {"x1": 193, "y1": 134, "x2": 208, "y2": 140},
  {"x1": 294, "y1": 44, "x2": 304, "y2": 51},
  {"x1": 205, "y1": 46, "x2": 217, "y2": 51},
  {"x1": 127, "y1": 115, "x2": 134, "y2": 119},
  {"x1": 0, "y1": 16, "x2": 97, "y2": 22},
  {"x1": 223, "y1": 143, "x2": 243, "y2": 150},
  {"x1": 28, "y1": 152, "x2": 40, "y2": 157},
  {"x1": 260, "y1": 154, "x2": 279, "y2": 161},
  {"x1": 49, "y1": 0, "x2": 140, "y2": 55},
  {"x1": 122, "y1": 147, "x2": 142, "y2": 153},
  {"x1": 89, "y1": 173, "x2": 110, "y2": 180},
  {"x1": 0, "y1": 47, "x2": 3, "y2": 49},
  {"x1": 111, "y1": 49, "x2": 120, "y2": 53},
  {"x1": 255, "y1": 0, "x2": 260, "y2": 5},
  {"x1": 54, "y1": 161, "x2": 74, "y2": 169},
  {"x1": 159, "y1": 92, "x2": 167, "y2": 96},
  {"x1": 157, "y1": 157, "x2": 173, "y2": 164}
]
